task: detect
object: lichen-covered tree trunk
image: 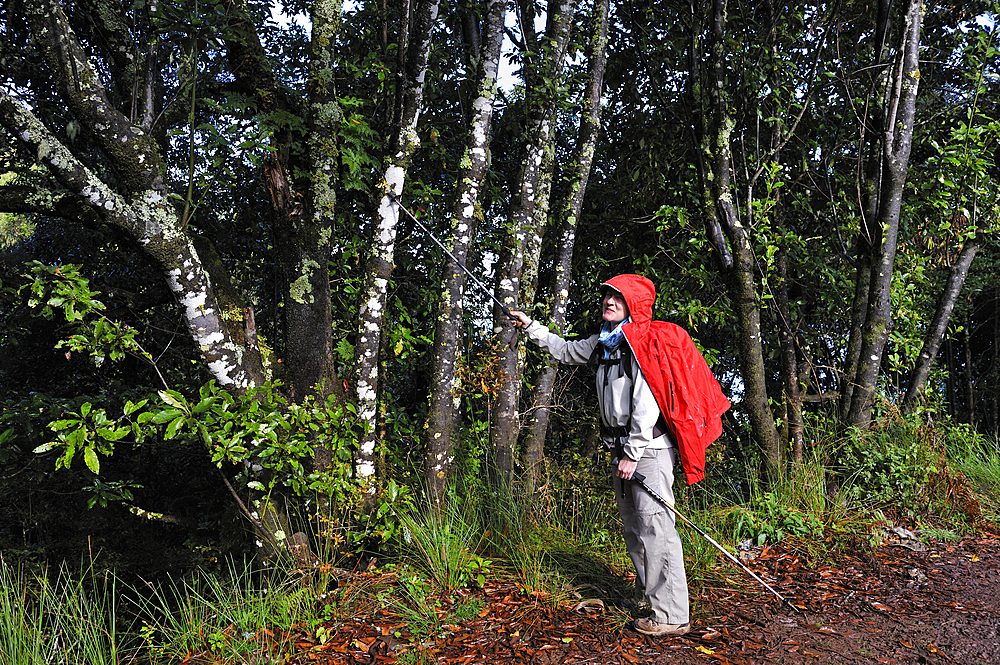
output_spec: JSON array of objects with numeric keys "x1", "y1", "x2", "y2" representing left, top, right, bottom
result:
[
  {"x1": 844, "y1": 0, "x2": 923, "y2": 428},
  {"x1": 705, "y1": 0, "x2": 782, "y2": 479},
  {"x1": 522, "y1": 0, "x2": 610, "y2": 495},
  {"x1": 221, "y1": 0, "x2": 346, "y2": 482},
  {"x1": 354, "y1": 0, "x2": 441, "y2": 483},
  {"x1": 901, "y1": 226, "x2": 985, "y2": 412},
  {"x1": 688, "y1": 0, "x2": 733, "y2": 272},
  {"x1": 491, "y1": 0, "x2": 578, "y2": 485},
  {"x1": 423, "y1": 0, "x2": 506, "y2": 506},
  {"x1": 2, "y1": 1, "x2": 264, "y2": 390}
]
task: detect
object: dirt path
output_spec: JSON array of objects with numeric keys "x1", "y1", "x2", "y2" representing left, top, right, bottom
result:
[{"x1": 242, "y1": 533, "x2": 1000, "y2": 665}]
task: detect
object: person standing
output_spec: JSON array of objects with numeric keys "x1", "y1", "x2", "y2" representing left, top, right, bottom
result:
[{"x1": 510, "y1": 274, "x2": 691, "y2": 636}]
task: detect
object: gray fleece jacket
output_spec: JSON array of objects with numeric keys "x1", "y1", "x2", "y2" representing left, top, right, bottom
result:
[{"x1": 524, "y1": 320, "x2": 670, "y2": 462}]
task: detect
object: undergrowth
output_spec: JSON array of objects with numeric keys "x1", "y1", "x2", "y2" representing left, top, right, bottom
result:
[{"x1": 1, "y1": 415, "x2": 997, "y2": 663}]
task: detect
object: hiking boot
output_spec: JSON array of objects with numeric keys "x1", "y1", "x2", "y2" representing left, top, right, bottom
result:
[{"x1": 633, "y1": 618, "x2": 691, "y2": 637}]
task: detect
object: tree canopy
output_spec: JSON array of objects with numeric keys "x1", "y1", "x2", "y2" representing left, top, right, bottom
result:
[{"x1": 2, "y1": 0, "x2": 1000, "y2": 557}]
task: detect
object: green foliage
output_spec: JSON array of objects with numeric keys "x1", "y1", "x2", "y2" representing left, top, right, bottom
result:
[
  {"x1": 29, "y1": 377, "x2": 362, "y2": 503},
  {"x1": 23, "y1": 262, "x2": 152, "y2": 371},
  {"x1": 834, "y1": 419, "x2": 940, "y2": 510},
  {"x1": 81, "y1": 477, "x2": 142, "y2": 509},
  {"x1": 729, "y1": 489, "x2": 824, "y2": 547},
  {"x1": 147, "y1": 381, "x2": 361, "y2": 499},
  {"x1": 33, "y1": 401, "x2": 135, "y2": 475},
  {"x1": 338, "y1": 96, "x2": 381, "y2": 192}
]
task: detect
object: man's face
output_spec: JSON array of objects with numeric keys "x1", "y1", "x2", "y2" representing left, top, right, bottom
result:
[{"x1": 601, "y1": 290, "x2": 629, "y2": 324}]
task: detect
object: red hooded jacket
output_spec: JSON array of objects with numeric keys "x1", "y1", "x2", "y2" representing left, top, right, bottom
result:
[{"x1": 603, "y1": 274, "x2": 730, "y2": 485}]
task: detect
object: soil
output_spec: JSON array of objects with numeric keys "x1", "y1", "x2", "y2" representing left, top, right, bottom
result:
[{"x1": 262, "y1": 531, "x2": 1000, "y2": 665}]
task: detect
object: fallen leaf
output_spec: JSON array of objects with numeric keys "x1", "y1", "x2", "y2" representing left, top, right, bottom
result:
[
  {"x1": 696, "y1": 645, "x2": 715, "y2": 655},
  {"x1": 970, "y1": 553, "x2": 980, "y2": 562},
  {"x1": 901, "y1": 640, "x2": 914, "y2": 648},
  {"x1": 702, "y1": 629, "x2": 722, "y2": 640},
  {"x1": 561, "y1": 637, "x2": 573, "y2": 643},
  {"x1": 927, "y1": 643, "x2": 945, "y2": 656},
  {"x1": 803, "y1": 651, "x2": 821, "y2": 658},
  {"x1": 818, "y1": 626, "x2": 836, "y2": 634}
]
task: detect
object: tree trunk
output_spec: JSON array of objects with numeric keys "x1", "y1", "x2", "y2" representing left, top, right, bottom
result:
[
  {"x1": 523, "y1": 0, "x2": 610, "y2": 495},
  {"x1": 840, "y1": 0, "x2": 893, "y2": 421},
  {"x1": 354, "y1": 0, "x2": 441, "y2": 482},
  {"x1": 774, "y1": 248, "x2": 804, "y2": 465},
  {"x1": 423, "y1": 0, "x2": 506, "y2": 506},
  {"x1": 901, "y1": 226, "x2": 984, "y2": 413},
  {"x1": 4, "y1": 2, "x2": 265, "y2": 391},
  {"x1": 491, "y1": 0, "x2": 578, "y2": 485},
  {"x1": 704, "y1": 0, "x2": 782, "y2": 480},
  {"x1": 964, "y1": 324, "x2": 975, "y2": 427},
  {"x1": 845, "y1": 0, "x2": 924, "y2": 428},
  {"x1": 688, "y1": 0, "x2": 733, "y2": 271}
]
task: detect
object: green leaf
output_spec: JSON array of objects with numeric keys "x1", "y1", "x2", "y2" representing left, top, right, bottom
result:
[
  {"x1": 165, "y1": 416, "x2": 185, "y2": 440},
  {"x1": 33, "y1": 441, "x2": 59, "y2": 454},
  {"x1": 123, "y1": 399, "x2": 149, "y2": 416},
  {"x1": 83, "y1": 447, "x2": 100, "y2": 474},
  {"x1": 151, "y1": 409, "x2": 183, "y2": 424},
  {"x1": 158, "y1": 390, "x2": 189, "y2": 411}
]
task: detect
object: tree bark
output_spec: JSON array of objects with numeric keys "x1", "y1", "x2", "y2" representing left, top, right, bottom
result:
[
  {"x1": 688, "y1": 0, "x2": 733, "y2": 271},
  {"x1": 523, "y1": 0, "x2": 610, "y2": 495},
  {"x1": 704, "y1": 0, "x2": 782, "y2": 480},
  {"x1": 845, "y1": 0, "x2": 924, "y2": 428},
  {"x1": 774, "y1": 248, "x2": 804, "y2": 465},
  {"x1": 1, "y1": 3, "x2": 265, "y2": 391},
  {"x1": 964, "y1": 324, "x2": 975, "y2": 426},
  {"x1": 354, "y1": 0, "x2": 441, "y2": 483},
  {"x1": 423, "y1": 0, "x2": 506, "y2": 506},
  {"x1": 491, "y1": 0, "x2": 578, "y2": 485},
  {"x1": 839, "y1": 0, "x2": 893, "y2": 421},
  {"x1": 901, "y1": 226, "x2": 984, "y2": 412}
]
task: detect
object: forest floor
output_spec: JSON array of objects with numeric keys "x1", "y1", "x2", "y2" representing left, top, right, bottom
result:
[{"x1": 227, "y1": 529, "x2": 1000, "y2": 665}]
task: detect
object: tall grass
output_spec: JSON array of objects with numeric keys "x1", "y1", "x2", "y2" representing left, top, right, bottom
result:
[
  {"x1": 946, "y1": 431, "x2": 1000, "y2": 522},
  {"x1": 137, "y1": 557, "x2": 308, "y2": 662},
  {"x1": 398, "y1": 501, "x2": 484, "y2": 591},
  {"x1": 0, "y1": 560, "x2": 127, "y2": 665}
]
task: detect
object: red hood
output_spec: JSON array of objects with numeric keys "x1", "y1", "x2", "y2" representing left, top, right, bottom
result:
[{"x1": 603, "y1": 274, "x2": 655, "y2": 327}]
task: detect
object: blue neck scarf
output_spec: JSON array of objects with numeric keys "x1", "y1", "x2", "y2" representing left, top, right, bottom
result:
[{"x1": 599, "y1": 318, "x2": 630, "y2": 354}]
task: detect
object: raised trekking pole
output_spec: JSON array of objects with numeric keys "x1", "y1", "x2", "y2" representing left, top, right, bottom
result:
[
  {"x1": 631, "y1": 471, "x2": 802, "y2": 614},
  {"x1": 387, "y1": 193, "x2": 520, "y2": 349}
]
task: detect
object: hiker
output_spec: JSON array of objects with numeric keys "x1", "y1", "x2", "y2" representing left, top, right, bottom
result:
[{"x1": 509, "y1": 274, "x2": 691, "y2": 637}]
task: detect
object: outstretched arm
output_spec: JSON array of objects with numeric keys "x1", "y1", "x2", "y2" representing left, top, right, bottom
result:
[{"x1": 510, "y1": 312, "x2": 598, "y2": 365}]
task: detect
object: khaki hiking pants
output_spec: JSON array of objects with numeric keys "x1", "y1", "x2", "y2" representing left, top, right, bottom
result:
[{"x1": 614, "y1": 445, "x2": 690, "y2": 625}]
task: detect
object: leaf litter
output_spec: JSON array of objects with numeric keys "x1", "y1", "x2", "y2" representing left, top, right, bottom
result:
[{"x1": 179, "y1": 530, "x2": 1000, "y2": 664}]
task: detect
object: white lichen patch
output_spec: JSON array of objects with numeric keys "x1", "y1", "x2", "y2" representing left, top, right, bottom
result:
[{"x1": 208, "y1": 358, "x2": 237, "y2": 385}]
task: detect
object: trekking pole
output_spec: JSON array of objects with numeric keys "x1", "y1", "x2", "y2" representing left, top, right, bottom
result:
[
  {"x1": 387, "y1": 193, "x2": 520, "y2": 350},
  {"x1": 631, "y1": 471, "x2": 802, "y2": 614}
]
